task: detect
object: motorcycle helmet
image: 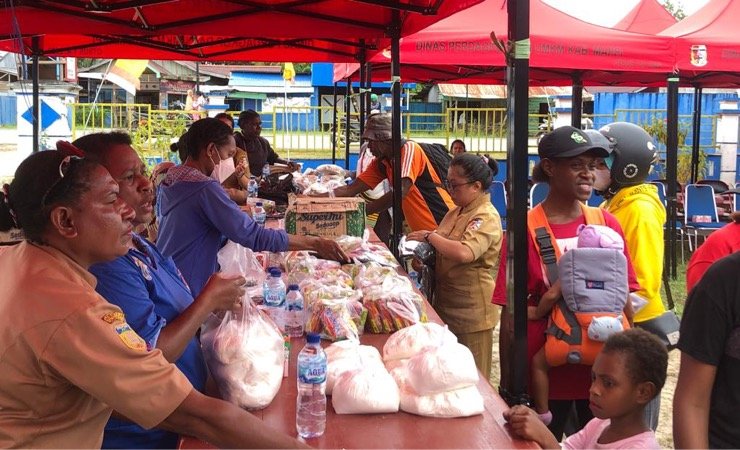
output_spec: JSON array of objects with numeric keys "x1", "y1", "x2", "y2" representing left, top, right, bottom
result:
[{"x1": 598, "y1": 122, "x2": 658, "y2": 193}]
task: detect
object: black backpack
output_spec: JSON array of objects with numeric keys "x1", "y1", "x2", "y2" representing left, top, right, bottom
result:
[{"x1": 416, "y1": 142, "x2": 451, "y2": 187}]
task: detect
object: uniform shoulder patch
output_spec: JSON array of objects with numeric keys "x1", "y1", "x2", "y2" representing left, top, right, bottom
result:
[
  {"x1": 114, "y1": 323, "x2": 147, "y2": 351},
  {"x1": 101, "y1": 311, "x2": 126, "y2": 324},
  {"x1": 467, "y1": 218, "x2": 483, "y2": 231}
]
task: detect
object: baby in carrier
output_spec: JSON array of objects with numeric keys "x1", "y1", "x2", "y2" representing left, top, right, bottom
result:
[{"x1": 530, "y1": 224, "x2": 633, "y2": 422}]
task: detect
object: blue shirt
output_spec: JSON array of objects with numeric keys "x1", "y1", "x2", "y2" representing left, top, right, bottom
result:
[
  {"x1": 157, "y1": 166, "x2": 289, "y2": 296},
  {"x1": 90, "y1": 234, "x2": 206, "y2": 449}
]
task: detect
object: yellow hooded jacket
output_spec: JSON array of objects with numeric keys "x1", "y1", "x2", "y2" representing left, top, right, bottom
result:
[{"x1": 603, "y1": 183, "x2": 667, "y2": 322}]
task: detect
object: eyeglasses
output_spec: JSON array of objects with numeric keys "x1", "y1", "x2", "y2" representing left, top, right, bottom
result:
[
  {"x1": 40, "y1": 155, "x2": 84, "y2": 208},
  {"x1": 443, "y1": 179, "x2": 475, "y2": 192}
]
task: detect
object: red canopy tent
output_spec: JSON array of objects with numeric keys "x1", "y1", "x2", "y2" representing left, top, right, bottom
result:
[
  {"x1": 335, "y1": 0, "x2": 676, "y2": 86},
  {"x1": 614, "y1": 0, "x2": 676, "y2": 34},
  {"x1": 659, "y1": 0, "x2": 740, "y2": 87},
  {"x1": 0, "y1": 0, "x2": 480, "y2": 61}
]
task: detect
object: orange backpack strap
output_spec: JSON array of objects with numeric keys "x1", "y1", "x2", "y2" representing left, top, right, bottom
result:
[
  {"x1": 580, "y1": 204, "x2": 606, "y2": 226},
  {"x1": 528, "y1": 205, "x2": 561, "y2": 285}
]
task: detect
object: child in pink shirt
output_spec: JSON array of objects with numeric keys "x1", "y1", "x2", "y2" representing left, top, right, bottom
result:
[{"x1": 504, "y1": 328, "x2": 666, "y2": 449}]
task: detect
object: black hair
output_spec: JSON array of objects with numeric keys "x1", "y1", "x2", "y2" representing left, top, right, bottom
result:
[
  {"x1": 602, "y1": 328, "x2": 668, "y2": 397},
  {"x1": 450, "y1": 153, "x2": 494, "y2": 190},
  {"x1": 0, "y1": 151, "x2": 99, "y2": 242},
  {"x1": 450, "y1": 139, "x2": 466, "y2": 152},
  {"x1": 177, "y1": 118, "x2": 233, "y2": 160},
  {"x1": 73, "y1": 131, "x2": 133, "y2": 164},
  {"x1": 214, "y1": 112, "x2": 234, "y2": 128},
  {"x1": 483, "y1": 154, "x2": 499, "y2": 177},
  {"x1": 531, "y1": 161, "x2": 548, "y2": 183},
  {"x1": 170, "y1": 132, "x2": 190, "y2": 162},
  {"x1": 237, "y1": 109, "x2": 260, "y2": 129}
]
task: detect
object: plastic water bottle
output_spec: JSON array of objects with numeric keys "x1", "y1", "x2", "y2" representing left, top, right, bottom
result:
[
  {"x1": 263, "y1": 268, "x2": 286, "y2": 307},
  {"x1": 285, "y1": 284, "x2": 305, "y2": 338},
  {"x1": 262, "y1": 164, "x2": 271, "y2": 179},
  {"x1": 247, "y1": 176, "x2": 258, "y2": 198},
  {"x1": 253, "y1": 202, "x2": 266, "y2": 226},
  {"x1": 263, "y1": 267, "x2": 286, "y2": 329},
  {"x1": 296, "y1": 332, "x2": 327, "y2": 439}
]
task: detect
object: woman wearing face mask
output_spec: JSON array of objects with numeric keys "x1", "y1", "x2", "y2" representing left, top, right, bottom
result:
[
  {"x1": 406, "y1": 153, "x2": 503, "y2": 378},
  {"x1": 157, "y1": 118, "x2": 348, "y2": 297}
]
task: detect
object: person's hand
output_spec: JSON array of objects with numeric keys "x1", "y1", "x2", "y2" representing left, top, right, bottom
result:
[
  {"x1": 407, "y1": 230, "x2": 432, "y2": 242},
  {"x1": 287, "y1": 161, "x2": 301, "y2": 172},
  {"x1": 199, "y1": 273, "x2": 247, "y2": 312},
  {"x1": 235, "y1": 160, "x2": 247, "y2": 178},
  {"x1": 503, "y1": 405, "x2": 558, "y2": 448},
  {"x1": 225, "y1": 188, "x2": 247, "y2": 205},
  {"x1": 411, "y1": 257, "x2": 423, "y2": 272},
  {"x1": 527, "y1": 306, "x2": 540, "y2": 321},
  {"x1": 311, "y1": 237, "x2": 350, "y2": 262}
]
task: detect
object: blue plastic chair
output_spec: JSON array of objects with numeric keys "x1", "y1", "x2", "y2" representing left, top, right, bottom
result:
[
  {"x1": 529, "y1": 182, "x2": 549, "y2": 209},
  {"x1": 489, "y1": 181, "x2": 507, "y2": 230},
  {"x1": 684, "y1": 184, "x2": 725, "y2": 249}
]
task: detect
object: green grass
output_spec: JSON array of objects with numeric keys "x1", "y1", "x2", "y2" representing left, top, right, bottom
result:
[{"x1": 662, "y1": 258, "x2": 688, "y2": 317}]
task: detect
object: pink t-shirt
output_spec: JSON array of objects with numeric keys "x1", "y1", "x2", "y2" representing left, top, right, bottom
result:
[{"x1": 563, "y1": 418, "x2": 660, "y2": 449}]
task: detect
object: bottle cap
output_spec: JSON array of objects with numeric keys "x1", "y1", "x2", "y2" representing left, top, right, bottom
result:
[
  {"x1": 306, "y1": 332, "x2": 321, "y2": 344},
  {"x1": 288, "y1": 284, "x2": 300, "y2": 291},
  {"x1": 270, "y1": 268, "x2": 282, "y2": 277}
]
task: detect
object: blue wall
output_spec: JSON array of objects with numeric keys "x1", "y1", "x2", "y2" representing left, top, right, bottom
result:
[{"x1": 0, "y1": 94, "x2": 16, "y2": 126}]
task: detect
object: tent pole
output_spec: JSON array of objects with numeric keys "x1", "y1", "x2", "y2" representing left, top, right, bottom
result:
[
  {"x1": 359, "y1": 40, "x2": 366, "y2": 138},
  {"x1": 666, "y1": 77, "x2": 679, "y2": 280},
  {"x1": 390, "y1": 10, "x2": 403, "y2": 262},
  {"x1": 571, "y1": 73, "x2": 583, "y2": 129},
  {"x1": 345, "y1": 79, "x2": 351, "y2": 170},
  {"x1": 503, "y1": 0, "x2": 530, "y2": 405},
  {"x1": 31, "y1": 36, "x2": 40, "y2": 152},
  {"x1": 690, "y1": 86, "x2": 703, "y2": 183},
  {"x1": 195, "y1": 62, "x2": 200, "y2": 93},
  {"x1": 331, "y1": 81, "x2": 338, "y2": 164}
]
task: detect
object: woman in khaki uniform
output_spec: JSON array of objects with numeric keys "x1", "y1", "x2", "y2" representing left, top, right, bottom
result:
[
  {"x1": 0, "y1": 147, "x2": 303, "y2": 449},
  {"x1": 408, "y1": 153, "x2": 503, "y2": 377}
]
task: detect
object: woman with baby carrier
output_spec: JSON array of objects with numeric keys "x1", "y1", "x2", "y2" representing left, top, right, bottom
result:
[{"x1": 493, "y1": 126, "x2": 640, "y2": 439}]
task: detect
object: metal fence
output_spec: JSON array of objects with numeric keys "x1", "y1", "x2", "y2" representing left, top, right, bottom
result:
[{"x1": 67, "y1": 103, "x2": 719, "y2": 172}]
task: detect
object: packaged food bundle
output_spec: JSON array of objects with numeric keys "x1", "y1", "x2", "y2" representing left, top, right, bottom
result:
[
  {"x1": 314, "y1": 163, "x2": 346, "y2": 177},
  {"x1": 299, "y1": 279, "x2": 359, "y2": 305},
  {"x1": 363, "y1": 290, "x2": 427, "y2": 334},
  {"x1": 335, "y1": 235, "x2": 364, "y2": 254},
  {"x1": 332, "y1": 367, "x2": 400, "y2": 414},
  {"x1": 383, "y1": 322, "x2": 458, "y2": 363},
  {"x1": 305, "y1": 298, "x2": 367, "y2": 341},
  {"x1": 302, "y1": 179, "x2": 345, "y2": 196},
  {"x1": 353, "y1": 264, "x2": 399, "y2": 291},
  {"x1": 291, "y1": 171, "x2": 319, "y2": 192},
  {"x1": 325, "y1": 340, "x2": 384, "y2": 395},
  {"x1": 246, "y1": 197, "x2": 276, "y2": 214},
  {"x1": 201, "y1": 303, "x2": 284, "y2": 410}
]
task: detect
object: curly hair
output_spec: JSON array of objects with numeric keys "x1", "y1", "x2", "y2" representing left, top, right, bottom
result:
[
  {"x1": 602, "y1": 328, "x2": 668, "y2": 395},
  {"x1": 0, "y1": 151, "x2": 99, "y2": 243}
]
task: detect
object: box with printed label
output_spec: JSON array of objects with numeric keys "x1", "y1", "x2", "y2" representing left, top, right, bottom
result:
[{"x1": 285, "y1": 196, "x2": 365, "y2": 238}]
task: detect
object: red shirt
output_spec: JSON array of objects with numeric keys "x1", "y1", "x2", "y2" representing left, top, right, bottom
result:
[
  {"x1": 493, "y1": 211, "x2": 640, "y2": 400},
  {"x1": 686, "y1": 222, "x2": 740, "y2": 292}
]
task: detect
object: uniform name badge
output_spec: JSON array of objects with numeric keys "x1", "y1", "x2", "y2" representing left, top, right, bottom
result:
[{"x1": 115, "y1": 323, "x2": 147, "y2": 351}]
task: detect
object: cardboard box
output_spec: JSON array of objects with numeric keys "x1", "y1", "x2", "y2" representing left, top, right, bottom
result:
[{"x1": 285, "y1": 196, "x2": 366, "y2": 238}]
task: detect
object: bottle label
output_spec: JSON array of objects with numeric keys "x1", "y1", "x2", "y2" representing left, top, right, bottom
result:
[
  {"x1": 298, "y1": 362, "x2": 326, "y2": 384},
  {"x1": 264, "y1": 291, "x2": 285, "y2": 307}
]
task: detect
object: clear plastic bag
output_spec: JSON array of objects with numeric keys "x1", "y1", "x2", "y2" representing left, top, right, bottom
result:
[{"x1": 217, "y1": 241, "x2": 266, "y2": 298}]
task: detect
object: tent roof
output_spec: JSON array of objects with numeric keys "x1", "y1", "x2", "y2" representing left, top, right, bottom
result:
[
  {"x1": 659, "y1": 0, "x2": 740, "y2": 86},
  {"x1": 437, "y1": 84, "x2": 592, "y2": 100},
  {"x1": 613, "y1": 0, "x2": 676, "y2": 34},
  {"x1": 339, "y1": 0, "x2": 676, "y2": 86},
  {"x1": 0, "y1": 0, "x2": 481, "y2": 62}
]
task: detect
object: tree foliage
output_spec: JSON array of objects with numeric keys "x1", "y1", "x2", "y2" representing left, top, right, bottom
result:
[{"x1": 660, "y1": 0, "x2": 687, "y2": 20}]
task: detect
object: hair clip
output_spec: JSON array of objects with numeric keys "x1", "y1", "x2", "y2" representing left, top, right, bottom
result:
[{"x1": 55, "y1": 141, "x2": 85, "y2": 157}]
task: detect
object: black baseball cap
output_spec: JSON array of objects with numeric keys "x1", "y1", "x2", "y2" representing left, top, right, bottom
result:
[{"x1": 538, "y1": 126, "x2": 610, "y2": 159}]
